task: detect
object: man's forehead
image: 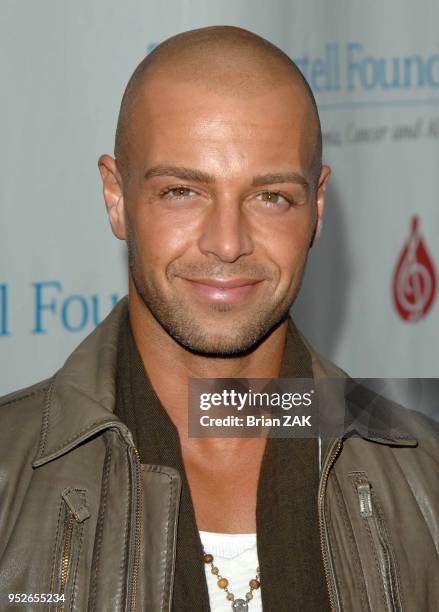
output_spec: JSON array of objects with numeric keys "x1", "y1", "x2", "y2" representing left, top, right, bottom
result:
[
  {"x1": 133, "y1": 77, "x2": 311, "y2": 134},
  {"x1": 129, "y1": 91, "x2": 308, "y2": 170}
]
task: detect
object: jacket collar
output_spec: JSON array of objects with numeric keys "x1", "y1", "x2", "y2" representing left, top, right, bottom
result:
[
  {"x1": 32, "y1": 296, "x2": 416, "y2": 467},
  {"x1": 32, "y1": 297, "x2": 132, "y2": 466}
]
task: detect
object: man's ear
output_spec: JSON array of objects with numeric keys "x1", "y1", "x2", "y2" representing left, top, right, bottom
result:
[
  {"x1": 98, "y1": 154, "x2": 126, "y2": 240},
  {"x1": 310, "y1": 164, "x2": 331, "y2": 247}
]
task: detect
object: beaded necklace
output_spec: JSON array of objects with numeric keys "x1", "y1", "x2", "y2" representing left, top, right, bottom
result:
[{"x1": 202, "y1": 549, "x2": 261, "y2": 611}]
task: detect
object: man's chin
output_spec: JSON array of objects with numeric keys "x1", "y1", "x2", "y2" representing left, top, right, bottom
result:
[
  {"x1": 169, "y1": 333, "x2": 262, "y2": 357},
  {"x1": 163, "y1": 316, "x2": 286, "y2": 357}
]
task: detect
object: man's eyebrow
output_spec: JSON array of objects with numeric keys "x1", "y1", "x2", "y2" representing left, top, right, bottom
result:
[
  {"x1": 144, "y1": 165, "x2": 215, "y2": 183},
  {"x1": 251, "y1": 172, "x2": 310, "y2": 193},
  {"x1": 143, "y1": 165, "x2": 310, "y2": 193}
]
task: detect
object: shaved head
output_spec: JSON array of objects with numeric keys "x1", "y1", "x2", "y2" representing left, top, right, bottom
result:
[{"x1": 114, "y1": 25, "x2": 322, "y2": 185}]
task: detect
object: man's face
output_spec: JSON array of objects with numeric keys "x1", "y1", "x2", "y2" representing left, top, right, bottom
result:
[{"x1": 109, "y1": 79, "x2": 329, "y2": 354}]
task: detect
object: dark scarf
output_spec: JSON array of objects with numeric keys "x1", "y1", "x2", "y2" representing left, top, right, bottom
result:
[{"x1": 115, "y1": 312, "x2": 330, "y2": 611}]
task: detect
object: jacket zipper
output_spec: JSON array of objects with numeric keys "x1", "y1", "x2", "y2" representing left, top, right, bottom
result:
[
  {"x1": 55, "y1": 510, "x2": 75, "y2": 612},
  {"x1": 127, "y1": 446, "x2": 143, "y2": 612},
  {"x1": 354, "y1": 476, "x2": 402, "y2": 612},
  {"x1": 318, "y1": 438, "x2": 343, "y2": 612}
]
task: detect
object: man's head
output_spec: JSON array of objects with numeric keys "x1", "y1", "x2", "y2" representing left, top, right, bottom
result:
[{"x1": 99, "y1": 25, "x2": 330, "y2": 355}]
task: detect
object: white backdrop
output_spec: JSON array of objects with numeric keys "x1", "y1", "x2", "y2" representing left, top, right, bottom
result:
[{"x1": 1, "y1": 0, "x2": 438, "y2": 395}]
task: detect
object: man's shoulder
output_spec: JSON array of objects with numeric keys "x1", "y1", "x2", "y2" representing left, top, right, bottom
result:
[
  {"x1": 0, "y1": 378, "x2": 55, "y2": 472},
  {"x1": 0, "y1": 377, "x2": 52, "y2": 430}
]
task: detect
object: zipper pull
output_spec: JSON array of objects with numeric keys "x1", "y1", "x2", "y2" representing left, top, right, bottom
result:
[
  {"x1": 354, "y1": 476, "x2": 373, "y2": 518},
  {"x1": 62, "y1": 487, "x2": 90, "y2": 523}
]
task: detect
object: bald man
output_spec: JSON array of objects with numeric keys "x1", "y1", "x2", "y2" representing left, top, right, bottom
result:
[{"x1": 0, "y1": 26, "x2": 438, "y2": 612}]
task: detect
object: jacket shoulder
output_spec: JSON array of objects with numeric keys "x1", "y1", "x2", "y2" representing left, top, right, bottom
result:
[
  {"x1": 0, "y1": 377, "x2": 52, "y2": 411},
  {"x1": 0, "y1": 378, "x2": 53, "y2": 461}
]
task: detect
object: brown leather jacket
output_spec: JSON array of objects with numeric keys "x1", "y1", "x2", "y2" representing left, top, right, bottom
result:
[{"x1": 0, "y1": 297, "x2": 438, "y2": 611}]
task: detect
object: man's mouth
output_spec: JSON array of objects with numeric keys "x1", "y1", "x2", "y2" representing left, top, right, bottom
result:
[{"x1": 180, "y1": 277, "x2": 263, "y2": 304}]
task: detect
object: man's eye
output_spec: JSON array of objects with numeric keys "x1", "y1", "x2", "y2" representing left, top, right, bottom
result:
[
  {"x1": 256, "y1": 191, "x2": 290, "y2": 207},
  {"x1": 162, "y1": 186, "x2": 195, "y2": 199}
]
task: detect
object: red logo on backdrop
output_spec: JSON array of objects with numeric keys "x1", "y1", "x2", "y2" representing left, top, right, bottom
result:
[{"x1": 393, "y1": 216, "x2": 437, "y2": 321}]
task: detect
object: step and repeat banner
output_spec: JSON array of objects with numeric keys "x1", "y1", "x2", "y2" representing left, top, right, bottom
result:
[{"x1": 1, "y1": 0, "x2": 438, "y2": 395}]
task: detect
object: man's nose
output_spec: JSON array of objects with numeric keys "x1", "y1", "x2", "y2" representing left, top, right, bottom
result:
[{"x1": 197, "y1": 196, "x2": 254, "y2": 263}]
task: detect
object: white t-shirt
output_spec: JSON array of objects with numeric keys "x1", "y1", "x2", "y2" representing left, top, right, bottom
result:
[{"x1": 199, "y1": 530, "x2": 262, "y2": 611}]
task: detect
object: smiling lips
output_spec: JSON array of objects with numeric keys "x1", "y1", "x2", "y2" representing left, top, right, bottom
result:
[{"x1": 182, "y1": 277, "x2": 263, "y2": 303}]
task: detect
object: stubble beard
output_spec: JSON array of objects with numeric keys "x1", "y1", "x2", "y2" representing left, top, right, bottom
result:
[{"x1": 127, "y1": 247, "x2": 295, "y2": 357}]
